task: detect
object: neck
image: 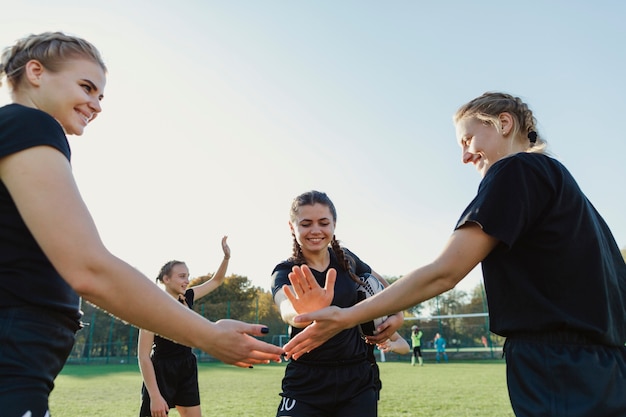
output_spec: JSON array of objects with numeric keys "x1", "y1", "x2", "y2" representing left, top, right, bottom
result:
[{"x1": 303, "y1": 247, "x2": 330, "y2": 271}]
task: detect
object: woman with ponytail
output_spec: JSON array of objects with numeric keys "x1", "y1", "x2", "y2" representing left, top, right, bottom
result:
[
  {"x1": 286, "y1": 93, "x2": 626, "y2": 417},
  {"x1": 138, "y1": 237, "x2": 230, "y2": 417}
]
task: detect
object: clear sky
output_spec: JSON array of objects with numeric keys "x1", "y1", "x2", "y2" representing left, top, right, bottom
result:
[{"x1": 2, "y1": 1, "x2": 625, "y2": 294}]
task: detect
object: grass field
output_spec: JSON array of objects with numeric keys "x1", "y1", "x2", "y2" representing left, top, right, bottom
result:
[{"x1": 49, "y1": 360, "x2": 515, "y2": 416}]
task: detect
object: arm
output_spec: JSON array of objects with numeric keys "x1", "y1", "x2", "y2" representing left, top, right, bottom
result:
[
  {"x1": 0, "y1": 147, "x2": 283, "y2": 367},
  {"x1": 192, "y1": 236, "x2": 231, "y2": 300},
  {"x1": 283, "y1": 224, "x2": 498, "y2": 359},
  {"x1": 137, "y1": 330, "x2": 169, "y2": 416},
  {"x1": 365, "y1": 270, "x2": 404, "y2": 344}
]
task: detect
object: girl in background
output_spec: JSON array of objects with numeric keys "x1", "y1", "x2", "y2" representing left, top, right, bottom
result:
[{"x1": 138, "y1": 237, "x2": 230, "y2": 417}]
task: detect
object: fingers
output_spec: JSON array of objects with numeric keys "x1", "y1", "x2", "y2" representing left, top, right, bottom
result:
[
  {"x1": 283, "y1": 331, "x2": 323, "y2": 360},
  {"x1": 323, "y1": 268, "x2": 336, "y2": 293},
  {"x1": 283, "y1": 284, "x2": 297, "y2": 304},
  {"x1": 288, "y1": 265, "x2": 318, "y2": 295},
  {"x1": 221, "y1": 235, "x2": 230, "y2": 256},
  {"x1": 211, "y1": 321, "x2": 284, "y2": 365},
  {"x1": 288, "y1": 267, "x2": 308, "y2": 296},
  {"x1": 365, "y1": 327, "x2": 394, "y2": 345},
  {"x1": 299, "y1": 264, "x2": 318, "y2": 290}
]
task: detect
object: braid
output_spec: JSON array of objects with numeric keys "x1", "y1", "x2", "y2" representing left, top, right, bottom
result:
[
  {"x1": 288, "y1": 190, "x2": 363, "y2": 284},
  {"x1": 331, "y1": 237, "x2": 363, "y2": 285},
  {"x1": 289, "y1": 234, "x2": 306, "y2": 265}
]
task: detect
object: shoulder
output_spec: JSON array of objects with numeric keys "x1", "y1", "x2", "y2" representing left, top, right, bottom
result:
[
  {"x1": 270, "y1": 259, "x2": 296, "y2": 295},
  {"x1": 0, "y1": 104, "x2": 69, "y2": 159},
  {"x1": 489, "y1": 152, "x2": 562, "y2": 179},
  {"x1": 272, "y1": 259, "x2": 296, "y2": 275},
  {"x1": 0, "y1": 104, "x2": 63, "y2": 131}
]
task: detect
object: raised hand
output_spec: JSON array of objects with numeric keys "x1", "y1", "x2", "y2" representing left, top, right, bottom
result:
[
  {"x1": 221, "y1": 235, "x2": 231, "y2": 259},
  {"x1": 283, "y1": 264, "x2": 336, "y2": 314}
]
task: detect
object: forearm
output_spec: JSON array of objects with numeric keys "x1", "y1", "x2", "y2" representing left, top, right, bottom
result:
[
  {"x1": 138, "y1": 356, "x2": 161, "y2": 397},
  {"x1": 279, "y1": 298, "x2": 311, "y2": 328},
  {"x1": 211, "y1": 256, "x2": 230, "y2": 283},
  {"x1": 346, "y1": 263, "x2": 455, "y2": 328},
  {"x1": 74, "y1": 253, "x2": 213, "y2": 349}
]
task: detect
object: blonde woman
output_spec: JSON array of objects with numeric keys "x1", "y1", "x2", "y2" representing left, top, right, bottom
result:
[{"x1": 0, "y1": 32, "x2": 281, "y2": 417}]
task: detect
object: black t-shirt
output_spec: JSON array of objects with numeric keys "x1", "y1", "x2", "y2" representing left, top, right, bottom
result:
[
  {"x1": 271, "y1": 247, "x2": 371, "y2": 362},
  {"x1": 0, "y1": 104, "x2": 81, "y2": 322},
  {"x1": 152, "y1": 288, "x2": 195, "y2": 359},
  {"x1": 456, "y1": 152, "x2": 626, "y2": 345}
]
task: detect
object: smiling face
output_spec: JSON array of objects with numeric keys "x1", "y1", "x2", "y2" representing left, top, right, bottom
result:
[
  {"x1": 289, "y1": 203, "x2": 336, "y2": 256},
  {"x1": 23, "y1": 58, "x2": 105, "y2": 136},
  {"x1": 456, "y1": 116, "x2": 519, "y2": 177},
  {"x1": 162, "y1": 263, "x2": 190, "y2": 298}
]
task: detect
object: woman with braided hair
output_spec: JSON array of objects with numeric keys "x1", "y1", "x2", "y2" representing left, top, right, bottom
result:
[
  {"x1": 271, "y1": 190, "x2": 403, "y2": 417},
  {"x1": 0, "y1": 32, "x2": 282, "y2": 417},
  {"x1": 285, "y1": 93, "x2": 626, "y2": 416}
]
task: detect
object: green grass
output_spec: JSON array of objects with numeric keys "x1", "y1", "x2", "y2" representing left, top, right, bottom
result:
[{"x1": 49, "y1": 360, "x2": 514, "y2": 416}]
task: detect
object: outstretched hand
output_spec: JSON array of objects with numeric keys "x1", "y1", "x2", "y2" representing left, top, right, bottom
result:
[
  {"x1": 283, "y1": 265, "x2": 336, "y2": 314},
  {"x1": 208, "y1": 320, "x2": 284, "y2": 368},
  {"x1": 282, "y1": 305, "x2": 349, "y2": 360}
]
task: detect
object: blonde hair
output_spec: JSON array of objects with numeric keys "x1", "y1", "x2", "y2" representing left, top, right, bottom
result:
[
  {"x1": 454, "y1": 92, "x2": 548, "y2": 154},
  {"x1": 0, "y1": 31, "x2": 106, "y2": 90}
]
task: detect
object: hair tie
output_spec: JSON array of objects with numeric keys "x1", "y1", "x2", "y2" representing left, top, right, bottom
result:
[{"x1": 528, "y1": 131, "x2": 538, "y2": 144}]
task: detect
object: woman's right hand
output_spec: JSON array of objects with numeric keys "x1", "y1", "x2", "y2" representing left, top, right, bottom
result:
[
  {"x1": 283, "y1": 264, "x2": 336, "y2": 314},
  {"x1": 204, "y1": 320, "x2": 284, "y2": 368},
  {"x1": 150, "y1": 393, "x2": 170, "y2": 417}
]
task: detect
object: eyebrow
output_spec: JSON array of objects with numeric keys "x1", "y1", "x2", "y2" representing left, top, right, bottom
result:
[{"x1": 82, "y1": 79, "x2": 105, "y2": 100}]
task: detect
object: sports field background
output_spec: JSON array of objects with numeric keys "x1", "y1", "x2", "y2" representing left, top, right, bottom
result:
[{"x1": 49, "y1": 359, "x2": 514, "y2": 416}]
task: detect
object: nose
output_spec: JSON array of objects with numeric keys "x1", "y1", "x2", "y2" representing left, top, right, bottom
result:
[
  {"x1": 89, "y1": 97, "x2": 102, "y2": 115},
  {"x1": 462, "y1": 149, "x2": 473, "y2": 164}
]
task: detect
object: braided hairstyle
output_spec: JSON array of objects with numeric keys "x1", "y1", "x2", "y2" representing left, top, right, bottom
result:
[
  {"x1": 289, "y1": 190, "x2": 362, "y2": 285},
  {"x1": 453, "y1": 92, "x2": 548, "y2": 154},
  {"x1": 0, "y1": 31, "x2": 106, "y2": 90}
]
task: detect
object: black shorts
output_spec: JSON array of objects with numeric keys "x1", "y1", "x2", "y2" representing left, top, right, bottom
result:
[
  {"x1": 504, "y1": 335, "x2": 626, "y2": 417},
  {"x1": 276, "y1": 358, "x2": 377, "y2": 417},
  {"x1": 0, "y1": 306, "x2": 79, "y2": 417},
  {"x1": 139, "y1": 354, "x2": 200, "y2": 416}
]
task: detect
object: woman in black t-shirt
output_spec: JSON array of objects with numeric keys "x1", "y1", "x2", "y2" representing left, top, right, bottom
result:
[
  {"x1": 138, "y1": 237, "x2": 231, "y2": 417},
  {"x1": 272, "y1": 190, "x2": 403, "y2": 417},
  {"x1": 285, "y1": 93, "x2": 626, "y2": 417},
  {"x1": 0, "y1": 32, "x2": 282, "y2": 417}
]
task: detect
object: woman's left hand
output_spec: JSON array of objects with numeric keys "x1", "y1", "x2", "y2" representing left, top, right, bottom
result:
[{"x1": 365, "y1": 311, "x2": 403, "y2": 345}]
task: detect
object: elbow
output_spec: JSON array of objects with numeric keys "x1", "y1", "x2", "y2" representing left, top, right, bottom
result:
[
  {"x1": 428, "y1": 261, "x2": 466, "y2": 294},
  {"x1": 438, "y1": 277, "x2": 458, "y2": 293},
  {"x1": 58, "y1": 251, "x2": 117, "y2": 300}
]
